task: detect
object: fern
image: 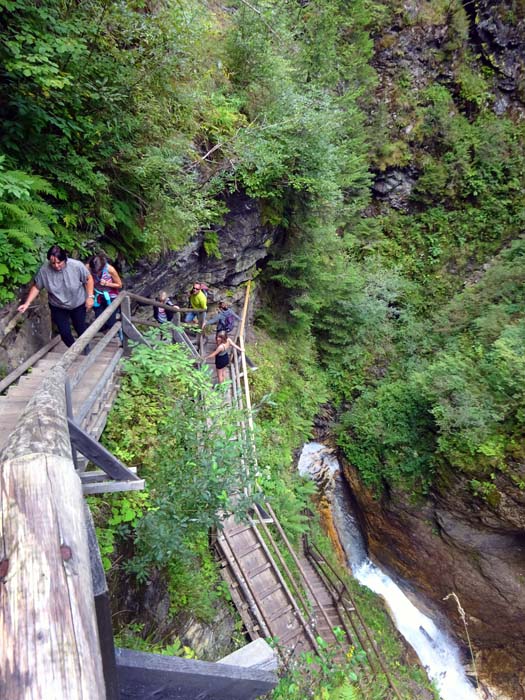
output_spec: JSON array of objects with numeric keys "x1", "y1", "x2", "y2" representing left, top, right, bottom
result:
[
  {"x1": 329, "y1": 683, "x2": 358, "y2": 700},
  {"x1": 0, "y1": 159, "x2": 58, "y2": 302}
]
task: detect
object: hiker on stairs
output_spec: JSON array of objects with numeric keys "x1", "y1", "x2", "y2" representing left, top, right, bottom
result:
[
  {"x1": 87, "y1": 253, "x2": 122, "y2": 330},
  {"x1": 204, "y1": 331, "x2": 242, "y2": 383},
  {"x1": 153, "y1": 291, "x2": 177, "y2": 324},
  {"x1": 204, "y1": 300, "x2": 239, "y2": 338},
  {"x1": 185, "y1": 282, "x2": 207, "y2": 325},
  {"x1": 18, "y1": 245, "x2": 94, "y2": 347}
]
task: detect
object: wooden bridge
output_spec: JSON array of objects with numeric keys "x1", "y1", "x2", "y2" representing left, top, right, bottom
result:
[{"x1": 0, "y1": 289, "x2": 401, "y2": 699}]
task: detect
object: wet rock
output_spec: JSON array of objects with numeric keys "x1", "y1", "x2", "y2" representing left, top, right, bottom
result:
[
  {"x1": 470, "y1": 1, "x2": 525, "y2": 104},
  {"x1": 126, "y1": 190, "x2": 278, "y2": 305},
  {"x1": 372, "y1": 169, "x2": 417, "y2": 209},
  {"x1": 0, "y1": 295, "x2": 52, "y2": 374},
  {"x1": 118, "y1": 570, "x2": 240, "y2": 661},
  {"x1": 342, "y1": 460, "x2": 525, "y2": 698}
]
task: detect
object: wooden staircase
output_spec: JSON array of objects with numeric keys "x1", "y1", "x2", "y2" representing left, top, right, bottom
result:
[{"x1": 0, "y1": 337, "x2": 121, "y2": 456}]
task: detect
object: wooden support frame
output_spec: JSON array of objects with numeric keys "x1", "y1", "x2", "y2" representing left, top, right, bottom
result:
[
  {"x1": 116, "y1": 647, "x2": 276, "y2": 700},
  {"x1": 68, "y1": 419, "x2": 143, "y2": 485}
]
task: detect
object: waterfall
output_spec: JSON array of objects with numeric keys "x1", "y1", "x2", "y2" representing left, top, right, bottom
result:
[{"x1": 298, "y1": 442, "x2": 482, "y2": 700}]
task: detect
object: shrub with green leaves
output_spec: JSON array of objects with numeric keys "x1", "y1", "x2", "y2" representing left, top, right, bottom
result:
[{"x1": 93, "y1": 334, "x2": 256, "y2": 590}]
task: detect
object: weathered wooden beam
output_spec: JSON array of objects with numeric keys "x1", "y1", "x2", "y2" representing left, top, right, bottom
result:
[
  {"x1": 116, "y1": 647, "x2": 276, "y2": 700},
  {"x1": 0, "y1": 368, "x2": 105, "y2": 699},
  {"x1": 82, "y1": 479, "x2": 145, "y2": 495},
  {"x1": 68, "y1": 419, "x2": 141, "y2": 483}
]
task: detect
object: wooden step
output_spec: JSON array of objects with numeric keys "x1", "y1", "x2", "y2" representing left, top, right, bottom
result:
[
  {"x1": 224, "y1": 523, "x2": 253, "y2": 538},
  {"x1": 278, "y1": 627, "x2": 303, "y2": 646},
  {"x1": 247, "y1": 561, "x2": 272, "y2": 579},
  {"x1": 238, "y1": 543, "x2": 262, "y2": 559},
  {"x1": 259, "y1": 583, "x2": 283, "y2": 601},
  {"x1": 268, "y1": 604, "x2": 293, "y2": 623}
]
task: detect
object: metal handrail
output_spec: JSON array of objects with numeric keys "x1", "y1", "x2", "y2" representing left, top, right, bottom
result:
[{"x1": 303, "y1": 535, "x2": 403, "y2": 700}]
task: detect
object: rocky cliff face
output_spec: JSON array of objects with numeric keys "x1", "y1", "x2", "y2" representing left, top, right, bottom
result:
[
  {"x1": 469, "y1": 0, "x2": 525, "y2": 110},
  {"x1": 349, "y1": 3, "x2": 525, "y2": 697},
  {"x1": 126, "y1": 191, "x2": 278, "y2": 306},
  {"x1": 343, "y1": 460, "x2": 525, "y2": 699}
]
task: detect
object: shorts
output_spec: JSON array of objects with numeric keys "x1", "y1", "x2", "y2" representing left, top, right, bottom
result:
[{"x1": 216, "y1": 353, "x2": 229, "y2": 370}]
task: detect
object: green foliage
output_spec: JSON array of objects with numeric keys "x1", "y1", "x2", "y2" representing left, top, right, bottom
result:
[
  {"x1": 270, "y1": 636, "x2": 360, "y2": 700},
  {"x1": 0, "y1": 157, "x2": 58, "y2": 301},
  {"x1": 338, "y1": 378, "x2": 436, "y2": 490},
  {"x1": 249, "y1": 328, "x2": 327, "y2": 536},
  {"x1": 338, "y1": 237, "x2": 525, "y2": 492},
  {"x1": 93, "y1": 335, "x2": 255, "y2": 617},
  {"x1": 0, "y1": 0, "x2": 240, "y2": 269},
  {"x1": 114, "y1": 622, "x2": 196, "y2": 659},
  {"x1": 203, "y1": 230, "x2": 222, "y2": 260}
]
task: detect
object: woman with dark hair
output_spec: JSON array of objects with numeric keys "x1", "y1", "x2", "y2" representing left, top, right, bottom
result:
[
  {"x1": 86, "y1": 253, "x2": 122, "y2": 330},
  {"x1": 18, "y1": 245, "x2": 94, "y2": 347},
  {"x1": 204, "y1": 331, "x2": 242, "y2": 383}
]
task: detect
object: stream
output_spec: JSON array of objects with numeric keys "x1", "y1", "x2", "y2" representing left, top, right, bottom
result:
[{"x1": 298, "y1": 442, "x2": 481, "y2": 700}]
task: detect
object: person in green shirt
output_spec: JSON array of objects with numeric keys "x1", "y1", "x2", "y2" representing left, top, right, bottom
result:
[{"x1": 185, "y1": 282, "x2": 207, "y2": 324}]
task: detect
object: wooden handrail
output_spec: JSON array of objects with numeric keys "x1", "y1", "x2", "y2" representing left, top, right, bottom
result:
[
  {"x1": 303, "y1": 536, "x2": 403, "y2": 700},
  {"x1": 0, "y1": 363, "x2": 106, "y2": 698},
  {"x1": 0, "y1": 335, "x2": 62, "y2": 394}
]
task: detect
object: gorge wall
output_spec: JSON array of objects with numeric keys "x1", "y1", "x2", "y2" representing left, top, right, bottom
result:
[
  {"x1": 343, "y1": 3, "x2": 525, "y2": 697},
  {"x1": 1, "y1": 2, "x2": 524, "y2": 697},
  {"x1": 343, "y1": 461, "x2": 525, "y2": 699},
  {"x1": 0, "y1": 190, "x2": 277, "y2": 372}
]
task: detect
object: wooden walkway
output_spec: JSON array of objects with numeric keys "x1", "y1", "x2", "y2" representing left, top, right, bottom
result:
[
  {"x1": 202, "y1": 320, "x2": 402, "y2": 700},
  {"x1": 0, "y1": 324, "x2": 132, "y2": 493},
  {"x1": 200, "y1": 329, "x2": 346, "y2": 660}
]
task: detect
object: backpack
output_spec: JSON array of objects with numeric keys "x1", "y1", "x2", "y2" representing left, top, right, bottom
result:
[
  {"x1": 198, "y1": 283, "x2": 209, "y2": 298},
  {"x1": 218, "y1": 309, "x2": 235, "y2": 334}
]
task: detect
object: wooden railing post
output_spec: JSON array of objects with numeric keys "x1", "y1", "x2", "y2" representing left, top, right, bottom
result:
[{"x1": 121, "y1": 295, "x2": 132, "y2": 357}]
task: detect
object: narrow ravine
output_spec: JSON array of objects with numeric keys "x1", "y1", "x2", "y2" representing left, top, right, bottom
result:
[{"x1": 298, "y1": 442, "x2": 482, "y2": 700}]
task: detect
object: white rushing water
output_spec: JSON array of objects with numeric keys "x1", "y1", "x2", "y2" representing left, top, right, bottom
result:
[{"x1": 299, "y1": 442, "x2": 481, "y2": 700}]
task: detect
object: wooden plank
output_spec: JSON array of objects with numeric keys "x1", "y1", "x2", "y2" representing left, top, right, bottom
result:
[
  {"x1": 82, "y1": 479, "x2": 145, "y2": 495},
  {"x1": 116, "y1": 647, "x2": 276, "y2": 700},
  {"x1": 238, "y1": 542, "x2": 262, "y2": 559},
  {"x1": 246, "y1": 561, "x2": 272, "y2": 579},
  {"x1": 268, "y1": 604, "x2": 293, "y2": 623},
  {"x1": 258, "y1": 583, "x2": 283, "y2": 602}
]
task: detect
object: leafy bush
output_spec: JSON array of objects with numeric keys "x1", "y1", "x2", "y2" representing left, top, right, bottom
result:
[{"x1": 95, "y1": 335, "x2": 256, "y2": 585}]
